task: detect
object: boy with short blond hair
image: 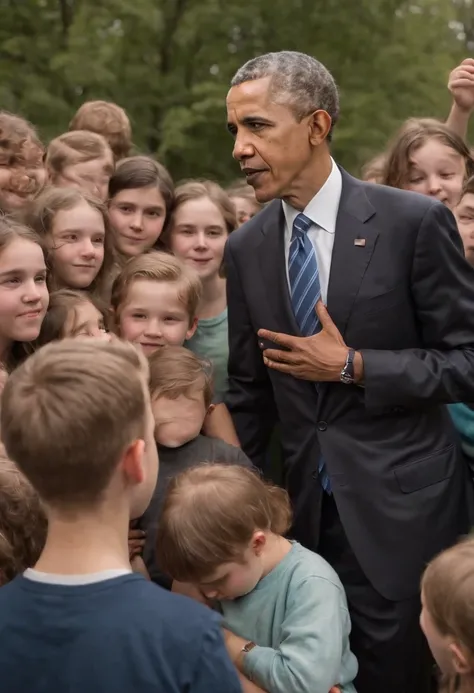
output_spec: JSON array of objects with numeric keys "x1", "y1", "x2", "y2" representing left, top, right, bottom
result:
[
  {"x1": 112, "y1": 251, "x2": 240, "y2": 446},
  {"x1": 0, "y1": 339, "x2": 241, "y2": 693},
  {"x1": 69, "y1": 100, "x2": 132, "y2": 162},
  {"x1": 138, "y1": 346, "x2": 252, "y2": 585}
]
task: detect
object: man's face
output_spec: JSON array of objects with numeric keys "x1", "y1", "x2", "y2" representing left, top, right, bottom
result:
[{"x1": 226, "y1": 77, "x2": 316, "y2": 204}]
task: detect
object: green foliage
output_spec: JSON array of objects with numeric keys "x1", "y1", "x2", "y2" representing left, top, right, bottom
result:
[{"x1": 0, "y1": 0, "x2": 471, "y2": 182}]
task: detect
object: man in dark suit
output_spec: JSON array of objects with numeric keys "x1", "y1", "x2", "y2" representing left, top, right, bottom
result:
[{"x1": 224, "y1": 51, "x2": 474, "y2": 693}]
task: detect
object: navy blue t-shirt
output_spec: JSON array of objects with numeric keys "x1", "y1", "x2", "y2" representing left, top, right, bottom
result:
[{"x1": 0, "y1": 572, "x2": 242, "y2": 693}]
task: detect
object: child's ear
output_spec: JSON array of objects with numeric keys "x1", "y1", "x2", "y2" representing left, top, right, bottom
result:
[
  {"x1": 185, "y1": 317, "x2": 198, "y2": 341},
  {"x1": 251, "y1": 531, "x2": 266, "y2": 556},
  {"x1": 449, "y1": 642, "x2": 471, "y2": 675},
  {"x1": 121, "y1": 438, "x2": 146, "y2": 486},
  {"x1": 206, "y1": 403, "x2": 216, "y2": 416}
]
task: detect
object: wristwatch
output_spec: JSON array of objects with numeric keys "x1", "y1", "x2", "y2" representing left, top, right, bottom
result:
[
  {"x1": 241, "y1": 641, "x2": 257, "y2": 654},
  {"x1": 340, "y1": 348, "x2": 355, "y2": 384}
]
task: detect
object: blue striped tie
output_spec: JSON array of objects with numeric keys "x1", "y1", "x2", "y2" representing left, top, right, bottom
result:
[{"x1": 289, "y1": 213, "x2": 331, "y2": 493}]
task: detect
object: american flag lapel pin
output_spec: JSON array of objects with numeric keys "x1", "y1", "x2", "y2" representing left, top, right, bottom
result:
[{"x1": 354, "y1": 238, "x2": 366, "y2": 247}]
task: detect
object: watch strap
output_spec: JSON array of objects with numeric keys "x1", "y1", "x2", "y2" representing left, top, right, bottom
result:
[{"x1": 340, "y1": 348, "x2": 355, "y2": 384}]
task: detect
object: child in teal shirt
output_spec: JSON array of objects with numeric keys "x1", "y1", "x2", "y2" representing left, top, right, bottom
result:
[{"x1": 158, "y1": 464, "x2": 358, "y2": 693}]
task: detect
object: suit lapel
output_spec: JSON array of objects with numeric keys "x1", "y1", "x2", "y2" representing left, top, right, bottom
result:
[
  {"x1": 257, "y1": 201, "x2": 300, "y2": 335},
  {"x1": 327, "y1": 170, "x2": 378, "y2": 336}
]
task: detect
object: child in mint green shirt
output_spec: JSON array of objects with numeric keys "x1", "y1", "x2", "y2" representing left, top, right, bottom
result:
[
  {"x1": 158, "y1": 464, "x2": 358, "y2": 693},
  {"x1": 165, "y1": 180, "x2": 236, "y2": 403}
]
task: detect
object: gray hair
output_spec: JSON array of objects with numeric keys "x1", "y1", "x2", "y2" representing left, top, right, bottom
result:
[{"x1": 231, "y1": 51, "x2": 339, "y2": 139}]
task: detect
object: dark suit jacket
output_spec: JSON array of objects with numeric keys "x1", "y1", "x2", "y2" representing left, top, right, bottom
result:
[{"x1": 224, "y1": 169, "x2": 474, "y2": 601}]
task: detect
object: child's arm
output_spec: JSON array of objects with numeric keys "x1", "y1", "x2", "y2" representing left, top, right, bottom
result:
[
  {"x1": 238, "y1": 672, "x2": 268, "y2": 693},
  {"x1": 224, "y1": 578, "x2": 355, "y2": 693},
  {"x1": 130, "y1": 555, "x2": 150, "y2": 579},
  {"x1": 203, "y1": 402, "x2": 241, "y2": 447},
  {"x1": 446, "y1": 58, "x2": 474, "y2": 139}
]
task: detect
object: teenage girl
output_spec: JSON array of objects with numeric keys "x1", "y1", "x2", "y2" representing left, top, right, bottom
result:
[
  {"x1": 0, "y1": 217, "x2": 49, "y2": 375},
  {"x1": 382, "y1": 118, "x2": 474, "y2": 210},
  {"x1": 45, "y1": 130, "x2": 114, "y2": 202},
  {"x1": 108, "y1": 155, "x2": 174, "y2": 259},
  {"x1": 164, "y1": 180, "x2": 240, "y2": 445},
  {"x1": 164, "y1": 180, "x2": 236, "y2": 403},
  {"x1": 0, "y1": 111, "x2": 46, "y2": 213},
  {"x1": 421, "y1": 537, "x2": 474, "y2": 693},
  {"x1": 25, "y1": 186, "x2": 115, "y2": 299}
]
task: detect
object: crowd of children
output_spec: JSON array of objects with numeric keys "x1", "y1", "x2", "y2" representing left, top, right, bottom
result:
[{"x1": 0, "y1": 55, "x2": 473, "y2": 693}]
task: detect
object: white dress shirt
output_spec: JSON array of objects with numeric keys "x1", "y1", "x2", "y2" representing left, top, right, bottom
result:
[{"x1": 282, "y1": 159, "x2": 342, "y2": 304}]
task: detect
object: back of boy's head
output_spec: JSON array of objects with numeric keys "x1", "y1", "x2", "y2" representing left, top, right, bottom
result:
[
  {"x1": 0, "y1": 339, "x2": 149, "y2": 512},
  {"x1": 148, "y1": 346, "x2": 213, "y2": 408},
  {"x1": 157, "y1": 464, "x2": 292, "y2": 582},
  {"x1": 110, "y1": 251, "x2": 202, "y2": 328},
  {"x1": 46, "y1": 130, "x2": 114, "y2": 177},
  {"x1": 69, "y1": 101, "x2": 132, "y2": 162},
  {"x1": 0, "y1": 454, "x2": 47, "y2": 585}
]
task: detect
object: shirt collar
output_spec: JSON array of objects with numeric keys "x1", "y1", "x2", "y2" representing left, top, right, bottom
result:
[{"x1": 282, "y1": 158, "x2": 342, "y2": 234}]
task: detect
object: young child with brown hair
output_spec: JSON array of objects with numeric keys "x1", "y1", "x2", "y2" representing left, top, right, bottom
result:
[
  {"x1": 108, "y1": 155, "x2": 174, "y2": 258},
  {"x1": 25, "y1": 186, "x2": 115, "y2": 298},
  {"x1": 45, "y1": 130, "x2": 114, "y2": 201},
  {"x1": 69, "y1": 100, "x2": 132, "y2": 162},
  {"x1": 34, "y1": 289, "x2": 109, "y2": 346},
  {"x1": 158, "y1": 464, "x2": 358, "y2": 693},
  {"x1": 0, "y1": 454, "x2": 47, "y2": 586},
  {"x1": 226, "y1": 180, "x2": 262, "y2": 226},
  {"x1": 382, "y1": 118, "x2": 474, "y2": 210},
  {"x1": 0, "y1": 338, "x2": 241, "y2": 693},
  {"x1": 111, "y1": 251, "x2": 240, "y2": 446},
  {"x1": 421, "y1": 537, "x2": 474, "y2": 693},
  {"x1": 0, "y1": 111, "x2": 46, "y2": 212},
  {"x1": 360, "y1": 153, "x2": 386, "y2": 184},
  {"x1": 111, "y1": 250, "x2": 201, "y2": 350},
  {"x1": 138, "y1": 346, "x2": 251, "y2": 585}
]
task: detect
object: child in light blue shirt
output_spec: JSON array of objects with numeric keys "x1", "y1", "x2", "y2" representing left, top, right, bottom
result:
[{"x1": 158, "y1": 464, "x2": 358, "y2": 693}]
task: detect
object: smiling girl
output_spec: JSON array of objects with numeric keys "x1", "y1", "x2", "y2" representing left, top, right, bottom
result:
[
  {"x1": 108, "y1": 156, "x2": 174, "y2": 259},
  {"x1": 25, "y1": 186, "x2": 115, "y2": 299},
  {"x1": 383, "y1": 118, "x2": 474, "y2": 210},
  {"x1": 0, "y1": 218, "x2": 49, "y2": 374},
  {"x1": 165, "y1": 180, "x2": 236, "y2": 402}
]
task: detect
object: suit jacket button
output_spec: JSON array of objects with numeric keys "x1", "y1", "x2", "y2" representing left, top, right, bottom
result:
[{"x1": 317, "y1": 421, "x2": 327, "y2": 431}]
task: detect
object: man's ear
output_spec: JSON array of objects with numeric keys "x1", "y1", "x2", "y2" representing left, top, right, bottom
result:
[
  {"x1": 206, "y1": 403, "x2": 216, "y2": 416},
  {"x1": 308, "y1": 109, "x2": 332, "y2": 146}
]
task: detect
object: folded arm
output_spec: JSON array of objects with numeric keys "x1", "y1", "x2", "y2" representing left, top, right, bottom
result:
[{"x1": 362, "y1": 202, "x2": 474, "y2": 409}]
